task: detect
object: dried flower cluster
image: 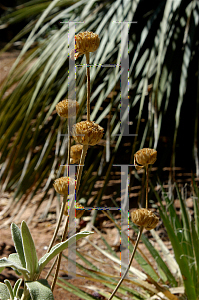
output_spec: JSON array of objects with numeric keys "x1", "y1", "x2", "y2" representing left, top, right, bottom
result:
[
  {"x1": 70, "y1": 31, "x2": 100, "y2": 60},
  {"x1": 134, "y1": 148, "x2": 157, "y2": 170},
  {"x1": 56, "y1": 99, "x2": 79, "y2": 118},
  {"x1": 72, "y1": 121, "x2": 104, "y2": 146},
  {"x1": 53, "y1": 177, "x2": 75, "y2": 196},
  {"x1": 131, "y1": 208, "x2": 159, "y2": 230},
  {"x1": 70, "y1": 144, "x2": 83, "y2": 164}
]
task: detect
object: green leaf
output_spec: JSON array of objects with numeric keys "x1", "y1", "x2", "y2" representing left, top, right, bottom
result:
[
  {"x1": 26, "y1": 279, "x2": 54, "y2": 300},
  {"x1": 13, "y1": 278, "x2": 23, "y2": 298},
  {"x1": 8, "y1": 253, "x2": 22, "y2": 265},
  {"x1": 4, "y1": 279, "x2": 14, "y2": 300},
  {"x1": 191, "y1": 220, "x2": 199, "y2": 277},
  {"x1": 0, "y1": 257, "x2": 29, "y2": 277},
  {"x1": 8, "y1": 253, "x2": 22, "y2": 275},
  {"x1": 39, "y1": 231, "x2": 93, "y2": 272},
  {"x1": 11, "y1": 222, "x2": 26, "y2": 268},
  {"x1": 21, "y1": 220, "x2": 39, "y2": 278},
  {"x1": 0, "y1": 283, "x2": 10, "y2": 300},
  {"x1": 158, "y1": 205, "x2": 197, "y2": 299}
]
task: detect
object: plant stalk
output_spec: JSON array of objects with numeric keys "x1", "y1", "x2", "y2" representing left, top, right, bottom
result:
[
  {"x1": 47, "y1": 123, "x2": 71, "y2": 253},
  {"x1": 48, "y1": 49, "x2": 90, "y2": 290},
  {"x1": 146, "y1": 164, "x2": 149, "y2": 209},
  {"x1": 51, "y1": 216, "x2": 69, "y2": 291},
  {"x1": 86, "y1": 52, "x2": 90, "y2": 121},
  {"x1": 108, "y1": 226, "x2": 144, "y2": 300},
  {"x1": 46, "y1": 195, "x2": 67, "y2": 253}
]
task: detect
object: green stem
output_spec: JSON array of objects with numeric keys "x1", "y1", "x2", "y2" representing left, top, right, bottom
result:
[
  {"x1": 21, "y1": 284, "x2": 30, "y2": 300},
  {"x1": 108, "y1": 227, "x2": 144, "y2": 300}
]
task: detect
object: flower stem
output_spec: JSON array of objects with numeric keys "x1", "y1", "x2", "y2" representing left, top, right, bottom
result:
[
  {"x1": 108, "y1": 226, "x2": 144, "y2": 300},
  {"x1": 51, "y1": 216, "x2": 69, "y2": 291},
  {"x1": 86, "y1": 52, "x2": 90, "y2": 121},
  {"x1": 146, "y1": 164, "x2": 149, "y2": 209},
  {"x1": 47, "y1": 195, "x2": 67, "y2": 253},
  {"x1": 49, "y1": 144, "x2": 88, "y2": 289}
]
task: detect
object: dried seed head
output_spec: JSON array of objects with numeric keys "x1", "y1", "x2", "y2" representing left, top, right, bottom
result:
[
  {"x1": 70, "y1": 144, "x2": 83, "y2": 164},
  {"x1": 131, "y1": 208, "x2": 159, "y2": 230},
  {"x1": 76, "y1": 31, "x2": 100, "y2": 54},
  {"x1": 64, "y1": 202, "x2": 85, "y2": 219},
  {"x1": 70, "y1": 31, "x2": 100, "y2": 60},
  {"x1": 56, "y1": 99, "x2": 79, "y2": 118},
  {"x1": 134, "y1": 148, "x2": 157, "y2": 170},
  {"x1": 53, "y1": 177, "x2": 75, "y2": 196},
  {"x1": 72, "y1": 121, "x2": 104, "y2": 146}
]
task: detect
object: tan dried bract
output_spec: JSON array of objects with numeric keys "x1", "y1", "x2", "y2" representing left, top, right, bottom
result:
[
  {"x1": 131, "y1": 208, "x2": 159, "y2": 230},
  {"x1": 56, "y1": 99, "x2": 79, "y2": 118},
  {"x1": 70, "y1": 144, "x2": 83, "y2": 164},
  {"x1": 72, "y1": 121, "x2": 104, "y2": 146},
  {"x1": 64, "y1": 202, "x2": 85, "y2": 219},
  {"x1": 53, "y1": 177, "x2": 75, "y2": 196},
  {"x1": 134, "y1": 148, "x2": 157, "y2": 170}
]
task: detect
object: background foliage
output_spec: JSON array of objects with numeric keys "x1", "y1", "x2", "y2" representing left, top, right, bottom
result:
[{"x1": 0, "y1": 0, "x2": 199, "y2": 220}]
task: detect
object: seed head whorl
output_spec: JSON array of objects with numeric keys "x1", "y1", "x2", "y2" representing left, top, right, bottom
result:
[
  {"x1": 131, "y1": 208, "x2": 159, "y2": 230},
  {"x1": 53, "y1": 177, "x2": 75, "y2": 196},
  {"x1": 70, "y1": 144, "x2": 83, "y2": 164},
  {"x1": 134, "y1": 148, "x2": 157, "y2": 170},
  {"x1": 56, "y1": 99, "x2": 79, "y2": 118},
  {"x1": 64, "y1": 202, "x2": 85, "y2": 219},
  {"x1": 72, "y1": 121, "x2": 104, "y2": 146}
]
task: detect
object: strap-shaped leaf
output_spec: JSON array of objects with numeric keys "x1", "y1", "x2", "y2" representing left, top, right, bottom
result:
[
  {"x1": 26, "y1": 279, "x2": 54, "y2": 300},
  {"x1": 0, "y1": 283, "x2": 10, "y2": 300},
  {"x1": 21, "y1": 220, "x2": 38, "y2": 278},
  {"x1": 0, "y1": 257, "x2": 29, "y2": 277},
  {"x1": 13, "y1": 278, "x2": 22, "y2": 298},
  {"x1": 11, "y1": 223, "x2": 26, "y2": 268},
  {"x1": 39, "y1": 231, "x2": 93, "y2": 272}
]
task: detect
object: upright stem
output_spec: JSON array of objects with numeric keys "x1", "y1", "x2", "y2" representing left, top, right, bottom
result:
[
  {"x1": 76, "y1": 144, "x2": 88, "y2": 194},
  {"x1": 51, "y1": 216, "x2": 69, "y2": 291},
  {"x1": 46, "y1": 123, "x2": 71, "y2": 279},
  {"x1": 86, "y1": 52, "x2": 90, "y2": 121},
  {"x1": 47, "y1": 195, "x2": 67, "y2": 253},
  {"x1": 49, "y1": 144, "x2": 88, "y2": 288},
  {"x1": 67, "y1": 123, "x2": 71, "y2": 176},
  {"x1": 108, "y1": 227, "x2": 144, "y2": 300},
  {"x1": 146, "y1": 164, "x2": 149, "y2": 209}
]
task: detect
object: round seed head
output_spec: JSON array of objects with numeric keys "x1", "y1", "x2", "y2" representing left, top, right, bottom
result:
[
  {"x1": 131, "y1": 208, "x2": 159, "y2": 230},
  {"x1": 76, "y1": 31, "x2": 100, "y2": 54},
  {"x1": 134, "y1": 148, "x2": 157, "y2": 170},
  {"x1": 70, "y1": 144, "x2": 83, "y2": 164},
  {"x1": 64, "y1": 202, "x2": 85, "y2": 219},
  {"x1": 70, "y1": 32, "x2": 100, "y2": 60},
  {"x1": 53, "y1": 177, "x2": 75, "y2": 196},
  {"x1": 72, "y1": 121, "x2": 104, "y2": 146},
  {"x1": 56, "y1": 99, "x2": 79, "y2": 118}
]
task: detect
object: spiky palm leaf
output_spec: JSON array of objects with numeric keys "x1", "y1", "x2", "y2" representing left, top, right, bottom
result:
[{"x1": 0, "y1": 0, "x2": 199, "y2": 221}]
